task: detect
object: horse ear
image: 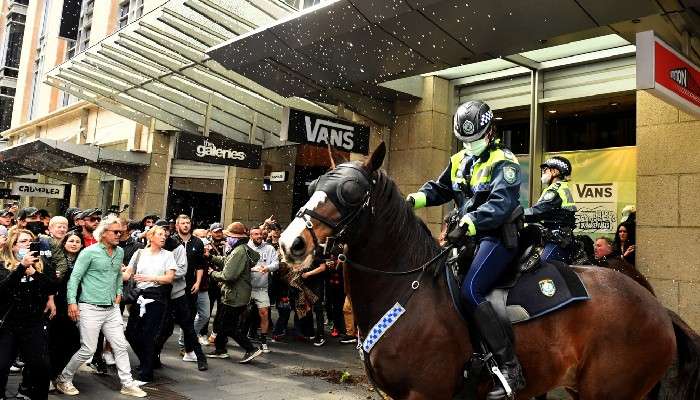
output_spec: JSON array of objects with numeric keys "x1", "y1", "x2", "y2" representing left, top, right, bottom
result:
[{"x1": 364, "y1": 142, "x2": 386, "y2": 172}]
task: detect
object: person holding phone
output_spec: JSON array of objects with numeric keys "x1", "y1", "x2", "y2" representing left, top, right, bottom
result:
[{"x1": 0, "y1": 229, "x2": 55, "y2": 400}]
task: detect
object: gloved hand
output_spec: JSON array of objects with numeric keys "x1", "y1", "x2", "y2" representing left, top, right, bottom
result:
[
  {"x1": 446, "y1": 224, "x2": 467, "y2": 245},
  {"x1": 406, "y1": 196, "x2": 415, "y2": 207}
]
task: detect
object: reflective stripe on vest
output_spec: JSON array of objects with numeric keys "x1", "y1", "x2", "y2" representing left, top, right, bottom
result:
[
  {"x1": 451, "y1": 149, "x2": 519, "y2": 191},
  {"x1": 539, "y1": 181, "x2": 577, "y2": 211}
]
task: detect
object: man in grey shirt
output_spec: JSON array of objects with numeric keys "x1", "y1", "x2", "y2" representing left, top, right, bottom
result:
[{"x1": 247, "y1": 228, "x2": 279, "y2": 353}]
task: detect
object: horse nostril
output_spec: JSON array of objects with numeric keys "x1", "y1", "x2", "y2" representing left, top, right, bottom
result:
[{"x1": 290, "y1": 237, "x2": 306, "y2": 256}]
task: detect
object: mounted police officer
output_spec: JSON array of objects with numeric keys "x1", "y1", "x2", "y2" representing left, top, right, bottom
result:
[
  {"x1": 525, "y1": 157, "x2": 577, "y2": 264},
  {"x1": 406, "y1": 100, "x2": 525, "y2": 400}
]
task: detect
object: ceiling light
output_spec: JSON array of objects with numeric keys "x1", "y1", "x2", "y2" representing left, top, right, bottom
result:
[
  {"x1": 610, "y1": 102, "x2": 619, "y2": 106},
  {"x1": 548, "y1": 110, "x2": 557, "y2": 114},
  {"x1": 494, "y1": 116, "x2": 503, "y2": 120}
]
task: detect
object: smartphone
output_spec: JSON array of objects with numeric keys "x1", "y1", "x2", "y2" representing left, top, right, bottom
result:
[{"x1": 29, "y1": 240, "x2": 41, "y2": 256}]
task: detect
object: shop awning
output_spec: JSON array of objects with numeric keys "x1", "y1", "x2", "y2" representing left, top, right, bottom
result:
[
  {"x1": 45, "y1": 0, "x2": 336, "y2": 149},
  {"x1": 0, "y1": 139, "x2": 151, "y2": 182},
  {"x1": 206, "y1": 0, "x2": 677, "y2": 98}
]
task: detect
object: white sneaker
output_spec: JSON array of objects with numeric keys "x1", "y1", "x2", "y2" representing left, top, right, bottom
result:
[
  {"x1": 182, "y1": 351, "x2": 197, "y2": 362},
  {"x1": 120, "y1": 384, "x2": 147, "y2": 397},
  {"x1": 55, "y1": 380, "x2": 80, "y2": 396},
  {"x1": 103, "y1": 351, "x2": 116, "y2": 365},
  {"x1": 9, "y1": 365, "x2": 21, "y2": 373},
  {"x1": 198, "y1": 335, "x2": 209, "y2": 346},
  {"x1": 261, "y1": 343, "x2": 270, "y2": 353}
]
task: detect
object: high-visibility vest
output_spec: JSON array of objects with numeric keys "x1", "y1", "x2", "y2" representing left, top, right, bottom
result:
[
  {"x1": 450, "y1": 148, "x2": 519, "y2": 192},
  {"x1": 539, "y1": 181, "x2": 577, "y2": 211}
]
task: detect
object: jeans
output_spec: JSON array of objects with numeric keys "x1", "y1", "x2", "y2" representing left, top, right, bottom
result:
[
  {"x1": 59, "y1": 304, "x2": 134, "y2": 386},
  {"x1": 155, "y1": 295, "x2": 205, "y2": 361},
  {"x1": 461, "y1": 237, "x2": 517, "y2": 308},
  {"x1": 180, "y1": 291, "x2": 210, "y2": 347},
  {"x1": 126, "y1": 300, "x2": 167, "y2": 382},
  {"x1": 205, "y1": 285, "x2": 222, "y2": 336},
  {"x1": 215, "y1": 304, "x2": 255, "y2": 353},
  {"x1": 0, "y1": 322, "x2": 50, "y2": 400}
]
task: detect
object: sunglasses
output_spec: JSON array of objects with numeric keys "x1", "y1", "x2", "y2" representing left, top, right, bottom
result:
[
  {"x1": 106, "y1": 229, "x2": 125, "y2": 235},
  {"x1": 88, "y1": 217, "x2": 101, "y2": 222}
]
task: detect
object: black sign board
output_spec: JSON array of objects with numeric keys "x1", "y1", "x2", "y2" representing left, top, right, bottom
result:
[
  {"x1": 175, "y1": 132, "x2": 262, "y2": 169},
  {"x1": 282, "y1": 108, "x2": 370, "y2": 154}
]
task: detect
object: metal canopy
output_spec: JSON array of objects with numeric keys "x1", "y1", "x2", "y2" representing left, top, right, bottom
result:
[
  {"x1": 207, "y1": 0, "x2": 679, "y2": 99},
  {"x1": 45, "y1": 0, "x2": 335, "y2": 149},
  {"x1": 0, "y1": 139, "x2": 151, "y2": 182}
]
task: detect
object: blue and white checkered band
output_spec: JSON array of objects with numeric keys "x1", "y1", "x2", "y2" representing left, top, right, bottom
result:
[
  {"x1": 362, "y1": 303, "x2": 406, "y2": 353},
  {"x1": 480, "y1": 110, "x2": 493, "y2": 127},
  {"x1": 545, "y1": 158, "x2": 568, "y2": 173}
]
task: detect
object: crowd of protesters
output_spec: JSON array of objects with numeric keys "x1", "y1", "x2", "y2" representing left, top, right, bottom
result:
[{"x1": 0, "y1": 204, "x2": 357, "y2": 400}]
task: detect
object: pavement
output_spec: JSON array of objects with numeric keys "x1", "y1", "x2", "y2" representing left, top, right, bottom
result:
[{"x1": 6, "y1": 333, "x2": 375, "y2": 400}]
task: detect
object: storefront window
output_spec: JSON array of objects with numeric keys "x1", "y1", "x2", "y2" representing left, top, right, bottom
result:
[
  {"x1": 495, "y1": 107, "x2": 530, "y2": 155},
  {"x1": 544, "y1": 94, "x2": 635, "y2": 152}
]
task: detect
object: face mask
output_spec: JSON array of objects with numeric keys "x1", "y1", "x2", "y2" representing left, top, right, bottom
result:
[
  {"x1": 463, "y1": 138, "x2": 488, "y2": 157},
  {"x1": 17, "y1": 248, "x2": 28, "y2": 260},
  {"x1": 540, "y1": 172, "x2": 552, "y2": 185},
  {"x1": 26, "y1": 221, "x2": 44, "y2": 236}
]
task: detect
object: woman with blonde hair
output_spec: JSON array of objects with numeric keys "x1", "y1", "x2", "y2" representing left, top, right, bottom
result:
[{"x1": 0, "y1": 229, "x2": 55, "y2": 400}]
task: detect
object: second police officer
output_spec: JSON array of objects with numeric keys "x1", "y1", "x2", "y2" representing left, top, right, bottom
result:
[{"x1": 406, "y1": 100, "x2": 525, "y2": 400}]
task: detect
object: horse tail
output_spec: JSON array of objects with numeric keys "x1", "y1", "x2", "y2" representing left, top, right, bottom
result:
[{"x1": 651, "y1": 309, "x2": 700, "y2": 399}]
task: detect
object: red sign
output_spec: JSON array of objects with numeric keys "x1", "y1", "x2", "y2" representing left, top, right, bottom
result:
[{"x1": 637, "y1": 31, "x2": 700, "y2": 117}]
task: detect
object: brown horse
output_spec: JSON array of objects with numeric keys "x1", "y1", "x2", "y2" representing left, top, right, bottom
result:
[{"x1": 279, "y1": 143, "x2": 700, "y2": 400}]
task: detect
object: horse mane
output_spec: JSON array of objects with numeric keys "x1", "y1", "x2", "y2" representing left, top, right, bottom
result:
[{"x1": 368, "y1": 168, "x2": 441, "y2": 269}]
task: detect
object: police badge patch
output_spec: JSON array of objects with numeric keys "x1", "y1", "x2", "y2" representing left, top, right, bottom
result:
[
  {"x1": 539, "y1": 279, "x2": 556, "y2": 297},
  {"x1": 503, "y1": 166, "x2": 517, "y2": 184},
  {"x1": 462, "y1": 120, "x2": 475, "y2": 136}
]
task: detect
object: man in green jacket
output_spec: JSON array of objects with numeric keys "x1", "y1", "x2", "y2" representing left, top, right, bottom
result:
[{"x1": 206, "y1": 222, "x2": 262, "y2": 363}]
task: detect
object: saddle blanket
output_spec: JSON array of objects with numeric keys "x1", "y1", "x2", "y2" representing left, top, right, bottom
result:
[{"x1": 447, "y1": 262, "x2": 590, "y2": 324}]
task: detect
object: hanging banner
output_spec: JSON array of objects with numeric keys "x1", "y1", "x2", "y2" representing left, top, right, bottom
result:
[
  {"x1": 280, "y1": 107, "x2": 370, "y2": 154},
  {"x1": 175, "y1": 132, "x2": 261, "y2": 169},
  {"x1": 12, "y1": 182, "x2": 66, "y2": 199},
  {"x1": 637, "y1": 30, "x2": 700, "y2": 118}
]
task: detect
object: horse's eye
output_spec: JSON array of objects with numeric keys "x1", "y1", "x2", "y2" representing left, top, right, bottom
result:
[
  {"x1": 307, "y1": 178, "x2": 319, "y2": 197},
  {"x1": 337, "y1": 179, "x2": 364, "y2": 206}
]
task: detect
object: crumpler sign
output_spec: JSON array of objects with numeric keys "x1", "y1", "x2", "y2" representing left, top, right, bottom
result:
[
  {"x1": 280, "y1": 108, "x2": 370, "y2": 154},
  {"x1": 176, "y1": 132, "x2": 261, "y2": 169},
  {"x1": 12, "y1": 182, "x2": 66, "y2": 199},
  {"x1": 637, "y1": 30, "x2": 700, "y2": 117}
]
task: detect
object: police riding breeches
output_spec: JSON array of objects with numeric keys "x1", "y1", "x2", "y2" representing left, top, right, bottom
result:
[{"x1": 461, "y1": 237, "x2": 517, "y2": 308}]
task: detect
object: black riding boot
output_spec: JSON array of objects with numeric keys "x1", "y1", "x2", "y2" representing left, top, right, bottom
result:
[{"x1": 473, "y1": 301, "x2": 526, "y2": 400}]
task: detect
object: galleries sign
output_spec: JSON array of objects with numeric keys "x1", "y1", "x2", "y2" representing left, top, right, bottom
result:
[
  {"x1": 176, "y1": 132, "x2": 261, "y2": 169},
  {"x1": 280, "y1": 108, "x2": 370, "y2": 154},
  {"x1": 637, "y1": 30, "x2": 700, "y2": 117}
]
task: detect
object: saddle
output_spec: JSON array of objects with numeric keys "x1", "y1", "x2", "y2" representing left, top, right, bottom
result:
[{"x1": 445, "y1": 222, "x2": 590, "y2": 325}]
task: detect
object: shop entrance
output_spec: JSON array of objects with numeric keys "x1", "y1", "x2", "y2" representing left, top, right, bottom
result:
[{"x1": 166, "y1": 177, "x2": 223, "y2": 229}]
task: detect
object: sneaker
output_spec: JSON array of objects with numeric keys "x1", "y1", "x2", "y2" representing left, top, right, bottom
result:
[
  {"x1": 103, "y1": 351, "x2": 116, "y2": 365},
  {"x1": 261, "y1": 343, "x2": 270, "y2": 353},
  {"x1": 120, "y1": 384, "x2": 147, "y2": 398},
  {"x1": 198, "y1": 335, "x2": 210, "y2": 346},
  {"x1": 239, "y1": 348, "x2": 263, "y2": 363},
  {"x1": 206, "y1": 350, "x2": 229, "y2": 359},
  {"x1": 313, "y1": 337, "x2": 326, "y2": 347},
  {"x1": 339, "y1": 334, "x2": 357, "y2": 344},
  {"x1": 9, "y1": 365, "x2": 21, "y2": 373},
  {"x1": 197, "y1": 359, "x2": 208, "y2": 371},
  {"x1": 16, "y1": 385, "x2": 30, "y2": 400},
  {"x1": 55, "y1": 381, "x2": 80, "y2": 396},
  {"x1": 14, "y1": 358, "x2": 25, "y2": 368},
  {"x1": 182, "y1": 351, "x2": 197, "y2": 362}
]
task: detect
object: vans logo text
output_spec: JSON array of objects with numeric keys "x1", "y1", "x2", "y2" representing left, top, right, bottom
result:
[
  {"x1": 304, "y1": 116, "x2": 355, "y2": 151},
  {"x1": 576, "y1": 183, "x2": 614, "y2": 199}
]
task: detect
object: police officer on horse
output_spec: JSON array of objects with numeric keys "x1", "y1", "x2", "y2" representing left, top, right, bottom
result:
[
  {"x1": 524, "y1": 157, "x2": 577, "y2": 264},
  {"x1": 407, "y1": 100, "x2": 525, "y2": 399}
]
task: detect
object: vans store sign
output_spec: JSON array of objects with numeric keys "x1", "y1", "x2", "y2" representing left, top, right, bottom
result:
[
  {"x1": 280, "y1": 108, "x2": 370, "y2": 154},
  {"x1": 12, "y1": 182, "x2": 65, "y2": 199},
  {"x1": 176, "y1": 132, "x2": 261, "y2": 169}
]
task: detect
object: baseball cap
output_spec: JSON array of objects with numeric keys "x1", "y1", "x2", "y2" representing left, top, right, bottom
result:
[
  {"x1": 0, "y1": 210, "x2": 13, "y2": 218},
  {"x1": 81, "y1": 208, "x2": 103, "y2": 219},
  {"x1": 209, "y1": 222, "x2": 224, "y2": 232},
  {"x1": 18, "y1": 207, "x2": 39, "y2": 220},
  {"x1": 154, "y1": 219, "x2": 170, "y2": 227}
]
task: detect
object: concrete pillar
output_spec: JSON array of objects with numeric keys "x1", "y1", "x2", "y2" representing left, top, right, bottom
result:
[
  {"x1": 389, "y1": 76, "x2": 452, "y2": 237},
  {"x1": 636, "y1": 90, "x2": 700, "y2": 330},
  {"x1": 76, "y1": 168, "x2": 101, "y2": 209},
  {"x1": 130, "y1": 130, "x2": 170, "y2": 219}
]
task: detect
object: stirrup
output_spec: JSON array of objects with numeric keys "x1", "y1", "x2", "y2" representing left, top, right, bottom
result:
[{"x1": 489, "y1": 364, "x2": 514, "y2": 399}]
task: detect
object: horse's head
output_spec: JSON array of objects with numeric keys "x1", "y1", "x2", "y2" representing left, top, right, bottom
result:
[{"x1": 280, "y1": 142, "x2": 386, "y2": 267}]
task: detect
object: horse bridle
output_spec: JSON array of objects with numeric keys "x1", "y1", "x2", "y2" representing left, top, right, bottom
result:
[{"x1": 296, "y1": 164, "x2": 375, "y2": 257}]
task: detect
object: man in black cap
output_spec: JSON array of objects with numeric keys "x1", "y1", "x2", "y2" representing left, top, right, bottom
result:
[
  {"x1": 17, "y1": 207, "x2": 45, "y2": 236},
  {"x1": 79, "y1": 209, "x2": 102, "y2": 247},
  {"x1": 0, "y1": 209, "x2": 14, "y2": 229}
]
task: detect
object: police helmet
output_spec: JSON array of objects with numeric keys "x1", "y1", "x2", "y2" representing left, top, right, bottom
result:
[
  {"x1": 540, "y1": 156, "x2": 572, "y2": 177},
  {"x1": 453, "y1": 100, "x2": 494, "y2": 143}
]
